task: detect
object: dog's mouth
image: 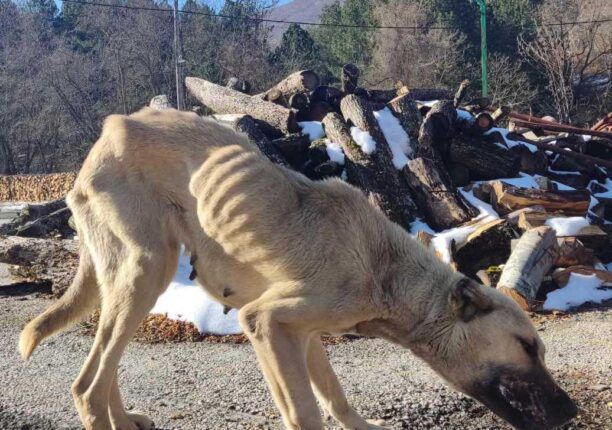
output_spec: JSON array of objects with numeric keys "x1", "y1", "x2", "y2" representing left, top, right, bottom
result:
[{"x1": 468, "y1": 368, "x2": 577, "y2": 430}]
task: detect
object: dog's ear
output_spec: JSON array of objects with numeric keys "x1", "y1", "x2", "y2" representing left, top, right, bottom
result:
[{"x1": 450, "y1": 278, "x2": 494, "y2": 322}]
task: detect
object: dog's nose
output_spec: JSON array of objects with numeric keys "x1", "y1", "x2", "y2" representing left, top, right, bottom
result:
[{"x1": 549, "y1": 393, "x2": 577, "y2": 427}]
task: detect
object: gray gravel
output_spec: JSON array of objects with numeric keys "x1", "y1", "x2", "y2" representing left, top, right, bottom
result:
[{"x1": 1, "y1": 279, "x2": 611, "y2": 429}]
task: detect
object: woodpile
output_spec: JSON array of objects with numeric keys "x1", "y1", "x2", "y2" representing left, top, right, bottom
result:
[{"x1": 2, "y1": 65, "x2": 611, "y2": 314}]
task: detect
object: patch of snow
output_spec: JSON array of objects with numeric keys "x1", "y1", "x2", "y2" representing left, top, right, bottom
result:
[
  {"x1": 485, "y1": 127, "x2": 538, "y2": 153},
  {"x1": 547, "y1": 168, "x2": 581, "y2": 176},
  {"x1": 543, "y1": 273, "x2": 612, "y2": 311},
  {"x1": 500, "y1": 172, "x2": 539, "y2": 189},
  {"x1": 151, "y1": 253, "x2": 242, "y2": 335},
  {"x1": 593, "y1": 178, "x2": 612, "y2": 199},
  {"x1": 298, "y1": 121, "x2": 325, "y2": 141},
  {"x1": 350, "y1": 126, "x2": 377, "y2": 154},
  {"x1": 374, "y1": 107, "x2": 413, "y2": 169},
  {"x1": 410, "y1": 218, "x2": 436, "y2": 236},
  {"x1": 340, "y1": 169, "x2": 348, "y2": 181},
  {"x1": 460, "y1": 189, "x2": 499, "y2": 219},
  {"x1": 417, "y1": 100, "x2": 439, "y2": 107},
  {"x1": 456, "y1": 109, "x2": 475, "y2": 124},
  {"x1": 544, "y1": 217, "x2": 590, "y2": 236},
  {"x1": 324, "y1": 139, "x2": 345, "y2": 165}
]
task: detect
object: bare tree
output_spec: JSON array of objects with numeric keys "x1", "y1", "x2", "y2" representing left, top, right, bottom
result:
[{"x1": 519, "y1": 0, "x2": 611, "y2": 123}]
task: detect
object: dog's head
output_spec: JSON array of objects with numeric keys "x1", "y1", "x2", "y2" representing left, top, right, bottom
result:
[{"x1": 408, "y1": 278, "x2": 577, "y2": 430}]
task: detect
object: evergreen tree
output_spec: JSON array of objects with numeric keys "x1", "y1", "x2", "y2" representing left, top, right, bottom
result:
[{"x1": 270, "y1": 23, "x2": 330, "y2": 80}]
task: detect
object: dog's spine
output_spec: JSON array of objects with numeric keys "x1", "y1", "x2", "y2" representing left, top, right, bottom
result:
[{"x1": 19, "y1": 244, "x2": 99, "y2": 360}]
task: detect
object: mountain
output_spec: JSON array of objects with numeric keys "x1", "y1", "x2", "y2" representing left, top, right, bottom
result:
[{"x1": 266, "y1": 0, "x2": 343, "y2": 45}]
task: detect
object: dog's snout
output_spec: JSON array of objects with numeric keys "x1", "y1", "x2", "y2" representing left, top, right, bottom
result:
[{"x1": 549, "y1": 392, "x2": 577, "y2": 427}]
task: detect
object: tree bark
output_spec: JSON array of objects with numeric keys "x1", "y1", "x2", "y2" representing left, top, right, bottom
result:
[
  {"x1": 186, "y1": 76, "x2": 298, "y2": 135},
  {"x1": 449, "y1": 135, "x2": 521, "y2": 180},
  {"x1": 0, "y1": 236, "x2": 79, "y2": 296},
  {"x1": 271, "y1": 134, "x2": 311, "y2": 170},
  {"x1": 310, "y1": 86, "x2": 344, "y2": 109},
  {"x1": 491, "y1": 182, "x2": 591, "y2": 216},
  {"x1": 387, "y1": 94, "x2": 422, "y2": 140},
  {"x1": 397, "y1": 87, "x2": 454, "y2": 101},
  {"x1": 226, "y1": 77, "x2": 251, "y2": 94},
  {"x1": 417, "y1": 100, "x2": 456, "y2": 169},
  {"x1": 403, "y1": 157, "x2": 477, "y2": 230},
  {"x1": 339, "y1": 95, "x2": 418, "y2": 225},
  {"x1": 256, "y1": 70, "x2": 319, "y2": 103},
  {"x1": 231, "y1": 115, "x2": 289, "y2": 167},
  {"x1": 149, "y1": 95, "x2": 172, "y2": 110},
  {"x1": 322, "y1": 112, "x2": 416, "y2": 227},
  {"x1": 497, "y1": 226, "x2": 558, "y2": 311}
]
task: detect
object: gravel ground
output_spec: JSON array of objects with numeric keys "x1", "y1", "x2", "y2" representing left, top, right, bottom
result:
[{"x1": 1, "y1": 275, "x2": 611, "y2": 429}]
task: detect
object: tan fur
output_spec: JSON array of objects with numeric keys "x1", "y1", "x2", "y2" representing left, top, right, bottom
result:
[{"x1": 19, "y1": 108, "x2": 565, "y2": 430}]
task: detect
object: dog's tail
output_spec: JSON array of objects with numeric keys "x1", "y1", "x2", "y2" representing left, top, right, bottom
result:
[{"x1": 19, "y1": 244, "x2": 99, "y2": 360}]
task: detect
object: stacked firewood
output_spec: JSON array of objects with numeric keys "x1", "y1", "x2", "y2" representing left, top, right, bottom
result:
[{"x1": 182, "y1": 66, "x2": 612, "y2": 312}]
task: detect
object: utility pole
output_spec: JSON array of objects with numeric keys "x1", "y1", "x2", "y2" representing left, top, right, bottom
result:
[
  {"x1": 173, "y1": 0, "x2": 184, "y2": 110},
  {"x1": 474, "y1": 0, "x2": 488, "y2": 98}
]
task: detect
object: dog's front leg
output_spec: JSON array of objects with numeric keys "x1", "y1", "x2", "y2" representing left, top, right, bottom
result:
[
  {"x1": 307, "y1": 338, "x2": 390, "y2": 430},
  {"x1": 239, "y1": 294, "x2": 324, "y2": 430}
]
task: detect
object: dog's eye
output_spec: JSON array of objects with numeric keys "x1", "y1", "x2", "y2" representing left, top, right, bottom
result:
[{"x1": 518, "y1": 338, "x2": 538, "y2": 358}]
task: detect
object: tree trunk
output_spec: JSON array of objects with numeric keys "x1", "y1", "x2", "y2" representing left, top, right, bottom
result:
[
  {"x1": 491, "y1": 182, "x2": 591, "y2": 216},
  {"x1": 322, "y1": 112, "x2": 416, "y2": 227},
  {"x1": 387, "y1": 94, "x2": 422, "y2": 141},
  {"x1": 186, "y1": 76, "x2": 298, "y2": 135},
  {"x1": 0, "y1": 236, "x2": 79, "y2": 296},
  {"x1": 339, "y1": 95, "x2": 417, "y2": 225},
  {"x1": 497, "y1": 226, "x2": 558, "y2": 311},
  {"x1": 226, "y1": 77, "x2": 251, "y2": 94},
  {"x1": 231, "y1": 115, "x2": 289, "y2": 167},
  {"x1": 403, "y1": 157, "x2": 477, "y2": 230},
  {"x1": 256, "y1": 70, "x2": 319, "y2": 103},
  {"x1": 449, "y1": 135, "x2": 521, "y2": 180},
  {"x1": 397, "y1": 87, "x2": 454, "y2": 101},
  {"x1": 417, "y1": 100, "x2": 456, "y2": 170},
  {"x1": 341, "y1": 64, "x2": 359, "y2": 94}
]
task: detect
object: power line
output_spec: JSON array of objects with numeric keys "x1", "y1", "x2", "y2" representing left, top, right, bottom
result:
[{"x1": 59, "y1": 0, "x2": 612, "y2": 30}]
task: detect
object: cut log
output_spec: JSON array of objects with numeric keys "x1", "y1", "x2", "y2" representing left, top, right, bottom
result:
[
  {"x1": 0, "y1": 236, "x2": 79, "y2": 296},
  {"x1": 0, "y1": 198, "x2": 72, "y2": 238},
  {"x1": 552, "y1": 265, "x2": 612, "y2": 287},
  {"x1": 403, "y1": 157, "x2": 477, "y2": 230},
  {"x1": 231, "y1": 115, "x2": 289, "y2": 166},
  {"x1": 472, "y1": 112, "x2": 494, "y2": 133},
  {"x1": 497, "y1": 226, "x2": 558, "y2": 311},
  {"x1": 341, "y1": 63, "x2": 360, "y2": 94},
  {"x1": 449, "y1": 135, "x2": 520, "y2": 180},
  {"x1": 554, "y1": 238, "x2": 594, "y2": 268},
  {"x1": 149, "y1": 95, "x2": 172, "y2": 110},
  {"x1": 387, "y1": 94, "x2": 422, "y2": 140},
  {"x1": 257, "y1": 70, "x2": 319, "y2": 104},
  {"x1": 417, "y1": 100, "x2": 457, "y2": 170},
  {"x1": 509, "y1": 145, "x2": 548, "y2": 175},
  {"x1": 226, "y1": 77, "x2": 251, "y2": 94},
  {"x1": 491, "y1": 182, "x2": 591, "y2": 216},
  {"x1": 310, "y1": 86, "x2": 344, "y2": 109},
  {"x1": 453, "y1": 79, "x2": 470, "y2": 108},
  {"x1": 322, "y1": 112, "x2": 416, "y2": 227},
  {"x1": 397, "y1": 87, "x2": 454, "y2": 101},
  {"x1": 491, "y1": 106, "x2": 511, "y2": 124},
  {"x1": 271, "y1": 134, "x2": 310, "y2": 170},
  {"x1": 455, "y1": 219, "x2": 516, "y2": 279},
  {"x1": 340, "y1": 95, "x2": 418, "y2": 224},
  {"x1": 185, "y1": 76, "x2": 298, "y2": 135}
]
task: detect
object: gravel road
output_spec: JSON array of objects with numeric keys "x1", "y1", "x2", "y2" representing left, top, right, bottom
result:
[{"x1": 1, "y1": 277, "x2": 611, "y2": 429}]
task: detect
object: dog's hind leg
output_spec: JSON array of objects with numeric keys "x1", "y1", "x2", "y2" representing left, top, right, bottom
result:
[
  {"x1": 109, "y1": 372, "x2": 154, "y2": 430},
  {"x1": 72, "y1": 244, "x2": 179, "y2": 430},
  {"x1": 307, "y1": 338, "x2": 390, "y2": 430}
]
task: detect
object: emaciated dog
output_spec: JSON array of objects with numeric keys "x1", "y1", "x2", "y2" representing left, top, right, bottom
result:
[{"x1": 19, "y1": 108, "x2": 577, "y2": 430}]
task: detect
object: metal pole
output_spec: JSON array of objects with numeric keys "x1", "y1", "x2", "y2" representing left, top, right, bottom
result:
[
  {"x1": 173, "y1": 0, "x2": 184, "y2": 110},
  {"x1": 477, "y1": 0, "x2": 488, "y2": 98}
]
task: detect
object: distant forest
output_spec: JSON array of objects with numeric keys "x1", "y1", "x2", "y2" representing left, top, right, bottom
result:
[{"x1": 0, "y1": 0, "x2": 610, "y2": 174}]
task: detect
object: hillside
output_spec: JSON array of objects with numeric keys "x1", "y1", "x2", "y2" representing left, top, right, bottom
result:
[{"x1": 267, "y1": 0, "x2": 343, "y2": 44}]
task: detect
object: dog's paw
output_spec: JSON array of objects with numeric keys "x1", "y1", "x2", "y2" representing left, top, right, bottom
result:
[
  {"x1": 365, "y1": 418, "x2": 392, "y2": 429},
  {"x1": 113, "y1": 412, "x2": 154, "y2": 430}
]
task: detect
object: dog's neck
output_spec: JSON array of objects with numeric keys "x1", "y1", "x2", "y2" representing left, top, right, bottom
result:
[{"x1": 356, "y1": 226, "x2": 461, "y2": 352}]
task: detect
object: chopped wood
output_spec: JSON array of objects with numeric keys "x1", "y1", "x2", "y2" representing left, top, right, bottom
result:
[
  {"x1": 491, "y1": 181, "x2": 591, "y2": 216},
  {"x1": 231, "y1": 115, "x2": 289, "y2": 166},
  {"x1": 512, "y1": 119, "x2": 612, "y2": 140},
  {"x1": 310, "y1": 86, "x2": 344, "y2": 109},
  {"x1": 387, "y1": 94, "x2": 422, "y2": 140},
  {"x1": 0, "y1": 236, "x2": 79, "y2": 296},
  {"x1": 449, "y1": 135, "x2": 520, "y2": 180},
  {"x1": 497, "y1": 226, "x2": 558, "y2": 311},
  {"x1": 509, "y1": 145, "x2": 548, "y2": 175},
  {"x1": 257, "y1": 70, "x2": 319, "y2": 104},
  {"x1": 415, "y1": 230, "x2": 434, "y2": 248},
  {"x1": 417, "y1": 100, "x2": 456, "y2": 169},
  {"x1": 341, "y1": 63, "x2": 360, "y2": 94},
  {"x1": 396, "y1": 87, "x2": 454, "y2": 101},
  {"x1": 453, "y1": 79, "x2": 470, "y2": 108},
  {"x1": 491, "y1": 106, "x2": 511, "y2": 124},
  {"x1": 0, "y1": 172, "x2": 77, "y2": 202},
  {"x1": 149, "y1": 95, "x2": 172, "y2": 110},
  {"x1": 403, "y1": 157, "x2": 477, "y2": 230},
  {"x1": 554, "y1": 238, "x2": 594, "y2": 268},
  {"x1": 455, "y1": 219, "x2": 516, "y2": 279},
  {"x1": 472, "y1": 112, "x2": 494, "y2": 133},
  {"x1": 186, "y1": 76, "x2": 298, "y2": 135},
  {"x1": 322, "y1": 111, "x2": 416, "y2": 227},
  {"x1": 271, "y1": 134, "x2": 310, "y2": 170},
  {"x1": 552, "y1": 265, "x2": 612, "y2": 287}
]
